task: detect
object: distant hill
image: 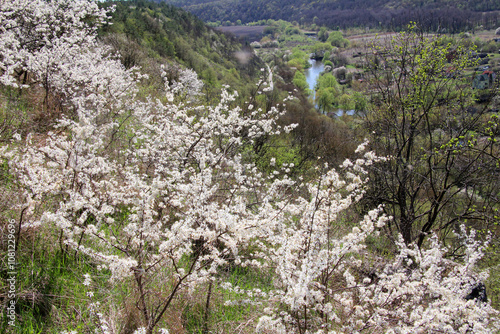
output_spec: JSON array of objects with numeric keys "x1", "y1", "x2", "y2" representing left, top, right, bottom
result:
[{"x1": 159, "y1": 0, "x2": 500, "y2": 32}]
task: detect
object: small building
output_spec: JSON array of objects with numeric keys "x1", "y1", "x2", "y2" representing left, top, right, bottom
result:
[{"x1": 473, "y1": 70, "x2": 496, "y2": 89}]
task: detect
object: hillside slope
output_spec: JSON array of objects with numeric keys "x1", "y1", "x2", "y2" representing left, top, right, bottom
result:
[{"x1": 99, "y1": 0, "x2": 263, "y2": 97}]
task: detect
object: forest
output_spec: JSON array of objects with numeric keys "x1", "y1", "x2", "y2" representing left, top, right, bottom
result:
[
  {"x1": 160, "y1": 0, "x2": 500, "y2": 32},
  {"x1": 0, "y1": 0, "x2": 500, "y2": 333}
]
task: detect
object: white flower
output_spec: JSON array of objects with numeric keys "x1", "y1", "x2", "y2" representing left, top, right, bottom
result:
[
  {"x1": 83, "y1": 274, "x2": 92, "y2": 287},
  {"x1": 133, "y1": 328, "x2": 147, "y2": 334}
]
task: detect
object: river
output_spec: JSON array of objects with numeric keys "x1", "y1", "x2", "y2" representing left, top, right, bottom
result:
[
  {"x1": 305, "y1": 59, "x2": 323, "y2": 92},
  {"x1": 304, "y1": 58, "x2": 355, "y2": 116}
]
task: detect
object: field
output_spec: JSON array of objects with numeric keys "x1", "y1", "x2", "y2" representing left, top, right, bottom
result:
[{"x1": 215, "y1": 26, "x2": 266, "y2": 41}]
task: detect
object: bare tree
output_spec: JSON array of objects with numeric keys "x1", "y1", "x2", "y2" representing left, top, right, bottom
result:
[{"x1": 362, "y1": 26, "x2": 500, "y2": 247}]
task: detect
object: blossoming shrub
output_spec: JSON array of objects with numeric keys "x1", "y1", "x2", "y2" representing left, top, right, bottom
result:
[{"x1": 256, "y1": 228, "x2": 499, "y2": 333}]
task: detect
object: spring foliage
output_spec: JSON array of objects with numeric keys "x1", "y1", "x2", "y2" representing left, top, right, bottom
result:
[{"x1": 1, "y1": 1, "x2": 499, "y2": 333}]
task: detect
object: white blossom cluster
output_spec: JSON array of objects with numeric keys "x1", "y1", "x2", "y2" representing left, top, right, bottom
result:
[
  {"x1": 256, "y1": 226, "x2": 500, "y2": 333},
  {"x1": 1, "y1": 1, "x2": 499, "y2": 333},
  {"x1": 0, "y1": 0, "x2": 142, "y2": 110},
  {"x1": 253, "y1": 169, "x2": 499, "y2": 333}
]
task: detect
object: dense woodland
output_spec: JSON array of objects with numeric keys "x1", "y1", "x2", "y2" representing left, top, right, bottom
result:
[
  {"x1": 98, "y1": 1, "x2": 264, "y2": 100},
  {"x1": 160, "y1": 0, "x2": 500, "y2": 32},
  {"x1": 1, "y1": 0, "x2": 500, "y2": 333}
]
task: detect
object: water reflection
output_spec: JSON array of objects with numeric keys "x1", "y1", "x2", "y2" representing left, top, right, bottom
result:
[
  {"x1": 305, "y1": 59, "x2": 324, "y2": 92},
  {"x1": 304, "y1": 59, "x2": 356, "y2": 117},
  {"x1": 335, "y1": 109, "x2": 355, "y2": 116}
]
